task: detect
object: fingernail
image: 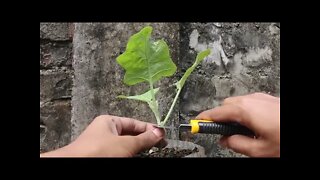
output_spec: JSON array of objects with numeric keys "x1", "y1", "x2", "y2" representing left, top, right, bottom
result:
[{"x1": 152, "y1": 128, "x2": 164, "y2": 138}]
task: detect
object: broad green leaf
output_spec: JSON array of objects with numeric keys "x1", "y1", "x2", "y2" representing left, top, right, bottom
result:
[
  {"x1": 117, "y1": 88, "x2": 160, "y2": 103},
  {"x1": 176, "y1": 49, "x2": 211, "y2": 89},
  {"x1": 116, "y1": 26, "x2": 177, "y2": 86}
]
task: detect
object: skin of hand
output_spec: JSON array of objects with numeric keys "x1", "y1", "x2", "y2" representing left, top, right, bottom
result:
[
  {"x1": 40, "y1": 115, "x2": 166, "y2": 157},
  {"x1": 196, "y1": 93, "x2": 280, "y2": 157}
]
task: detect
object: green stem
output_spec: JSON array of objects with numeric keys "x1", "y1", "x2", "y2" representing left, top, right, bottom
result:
[
  {"x1": 160, "y1": 87, "x2": 182, "y2": 127},
  {"x1": 149, "y1": 81, "x2": 161, "y2": 124}
]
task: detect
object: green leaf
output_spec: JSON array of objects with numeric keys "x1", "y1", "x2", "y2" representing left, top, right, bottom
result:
[
  {"x1": 116, "y1": 26, "x2": 177, "y2": 86},
  {"x1": 117, "y1": 88, "x2": 160, "y2": 103},
  {"x1": 176, "y1": 49, "x2": 211, "y2": 89},
  {"x1": 117, "y1": 88, "x2": 161, "y2": 124},
  {"x1": 161, "y1": 49, "x2": 211, "y2": 126}
]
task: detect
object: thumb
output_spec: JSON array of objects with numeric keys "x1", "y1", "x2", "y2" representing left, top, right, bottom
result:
[
  {"x1": 132, "y1": 128, "x2": 165, "y2": 153},
  {"x1": 220, "y1": 135, "x2": 263, "y2": 157},
  {"x1": 196, "y1": 104, "x2": 245, "y2": 124}
]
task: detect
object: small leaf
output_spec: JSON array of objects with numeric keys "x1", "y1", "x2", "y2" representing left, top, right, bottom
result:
[
  {"x1": 117, "y1": 88, "x2": 161, "y2": 124},
  {"x1": 161, "y1": 49, "x2": 211, "y2": 127},
  {"x1": 176, "y1": 49, "x2": 211, "y2": 89},
  {"x1": 117, "y1": 88, "x2": 160, "y2": 103},
  {"x1": 196, "y1": 49, "x2": 211, "y2": 62}
]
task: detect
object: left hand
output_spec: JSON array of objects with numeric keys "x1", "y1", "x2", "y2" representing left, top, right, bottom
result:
[{"x1": 40, "y1": 115, "x2": 166, "y2": 157}]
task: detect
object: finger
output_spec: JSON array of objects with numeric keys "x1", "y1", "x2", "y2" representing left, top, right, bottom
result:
[
  {"x1": 219, "y1": 135, "x2": 263, "y2": 157},
  {"x1": 222, "y1": 96, "x2": 244, "y2": 105},
  {"x1": 195, "y1": 104, "x2": 247, "y2": 125},
  {"x1": 223, "y1": 93, "x2": 279, "y2": 106},
  {"x1": 109, "y1": 116, "x2": 155, "y2": 135},
  {"x1": 131, "y1": 128, "x2": 165, "y2": 153},
  {"x1": 249, "y1": 93, "x2": 280, "y2": 103}
]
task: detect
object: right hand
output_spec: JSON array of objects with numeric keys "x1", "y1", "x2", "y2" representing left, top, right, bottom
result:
[{"x1": 196, "y1": 93, "x2": 280, "y2": 157}]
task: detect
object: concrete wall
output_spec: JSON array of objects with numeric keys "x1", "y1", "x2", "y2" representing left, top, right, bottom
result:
[
  {"x1": 40, "y1": 22, "x2": 280, "y2": 157},
  {"x1": 40, "y1": 23, "x2": 73, "y2": 152}
]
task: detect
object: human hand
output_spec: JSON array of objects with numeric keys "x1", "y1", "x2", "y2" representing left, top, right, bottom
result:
[
  {"x1": 40, "y1": 115, "x2": 166, "y2": 157},
  {"x1": 196, "y1": 93, "x2": 280, "y2": 157}
]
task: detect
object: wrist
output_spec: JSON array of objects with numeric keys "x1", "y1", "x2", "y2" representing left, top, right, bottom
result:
[{"x1": 40, "y1": 143, "x2": 82, "y2": 157}]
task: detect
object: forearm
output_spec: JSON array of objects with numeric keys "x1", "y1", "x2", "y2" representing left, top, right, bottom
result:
[{"x1": 40, "y1": 144, "x2": 80, "y2": 157}]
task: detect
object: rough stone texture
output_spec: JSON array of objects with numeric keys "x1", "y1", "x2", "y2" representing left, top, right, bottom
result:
[
  {"x1": 40, "y1": 23, "x2": 73, "y2": 152},
  {"x1": 40, "y1": 100, "x2": 71, "y2": 152},
  {"x1": 40, "y1": 68, "x2": 73, "y2": 102},
  {"x1": 40, "y1": 23, "x2": 73, "y2": 41},
  {"x1": 71, "y1": 23, "x2": 180, "y2": 140},
  {"x1": 179, "y1": 23, "x2": 280, "y2": 157},
  {"x1": 40, "y1": 42, "x2": 72, "y2": 69},
  {"x1": 40, "y1": 69, "x2": 73, "y2": 152}
]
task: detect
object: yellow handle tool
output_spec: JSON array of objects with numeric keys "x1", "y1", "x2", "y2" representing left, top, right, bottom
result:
[{"x1": 179, "y1": 120, "x2": 255, "y2": 136}]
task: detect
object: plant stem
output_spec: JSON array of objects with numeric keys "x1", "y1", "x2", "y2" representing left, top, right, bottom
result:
[
  {"x1": 149, "y1": 81, "x2": 161, "y2": 124},
  {"x1": 160, "y1": 87, "x2": 182, "y2": 127}
]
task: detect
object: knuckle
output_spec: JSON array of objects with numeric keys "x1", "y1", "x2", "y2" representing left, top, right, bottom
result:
[
  {"x1": 237, "y1": 98, "x2": 244, "y2": 105},
  {"x1": 237, "y1": 98, "x2": 249, "y2": 108},
  {"x1": 223, "y1": 97, "x2": 234, "y2": 105},
  {"x1": 97, "y1": 115, "x2": 109, "y2": 119},
  {"x1": 232, "y1": 104, "x2": 245, "y2": 123},
  {"x1": 252, "y1": 92, "x2": 267, "y2": 97},
  {"x1": 94, "y1": 115, "x2": 112, "y2": 122}
]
